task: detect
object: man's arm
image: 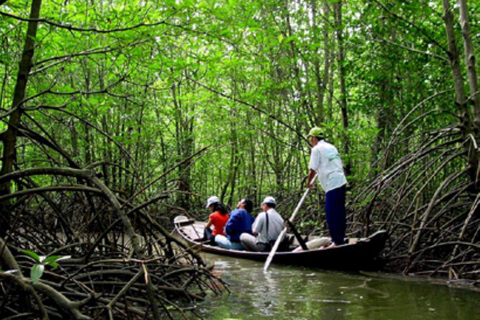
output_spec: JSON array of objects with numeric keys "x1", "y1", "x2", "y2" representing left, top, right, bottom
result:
[
  {"x1": 205, "y1": 219, "x2": 213, "y2": 229},
  {"x1": 307, "y1": 146, "x2": 319, "y2": 188},
  {"x1": 252, "y1": 214, "x2": 263, "y2": 236},
  {"x1": 307, "y1": 169, "x2": 317, "y2": 188}
]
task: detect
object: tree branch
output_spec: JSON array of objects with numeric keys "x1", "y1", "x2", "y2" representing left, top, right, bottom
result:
[
  {"x1": 0, "y1": 10, "x2": 177, "y2": 34},
  {"x1": 0, "y1": 185, "x2": 103, "y2": 202},
  {"x1": 373, "y1": 38, "x2": 448, "y2": 62},
  {"x1": 372, "y1": 0, "x2": 449, "y2": 55}
]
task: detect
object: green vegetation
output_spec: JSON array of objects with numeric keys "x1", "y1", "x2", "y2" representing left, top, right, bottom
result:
[{"x1": 21, "y1": 250, "x2": 71, "y2": 284}]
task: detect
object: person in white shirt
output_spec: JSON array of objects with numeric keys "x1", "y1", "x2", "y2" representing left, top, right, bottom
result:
[
  {"x1": 306, "y1": 127, "x2": 347, "y2": 248},
  {"x1": 240, "y1": 196, "x2": 284, "y2": 252}
]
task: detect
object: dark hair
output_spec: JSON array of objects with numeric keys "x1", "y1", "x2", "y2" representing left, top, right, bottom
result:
[
  {"x1": 212, "y1": 202, "x2": 228, "y2": 215},
  {"x1": 242, "y1": 198, "x2": 253, "y2": 213},
  {"x1": 264, "y1": 203, "x2": 276, "y2": 209}
]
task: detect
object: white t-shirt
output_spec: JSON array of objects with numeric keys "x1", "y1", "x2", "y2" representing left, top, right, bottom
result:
[
  {"x1": 252, "y1": 208, "x2": 284, "y2": 244},
  {"x1": 308, "y1": 140, "x2": 347, "y2": 192}
]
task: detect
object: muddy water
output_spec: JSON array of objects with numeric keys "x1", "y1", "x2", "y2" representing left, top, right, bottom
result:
[{"x1": 197, "y1": 253, "x2": 480, "y2": 320}]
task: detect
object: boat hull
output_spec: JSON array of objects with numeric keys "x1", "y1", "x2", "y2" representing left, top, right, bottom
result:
[{"x1": 174, "y1": 216, "x2": 387, "y2": 270}]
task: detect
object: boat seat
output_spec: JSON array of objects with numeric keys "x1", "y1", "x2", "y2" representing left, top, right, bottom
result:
[
  {"x1": 174, "y1": 216, "x2": 204, "y2": 242},
  {"x1": 174, "y1": 215, "x2": 195, "y2": 227},
  {"x1": 180, "y1": 224, "x2": 204, "y2": 242}
]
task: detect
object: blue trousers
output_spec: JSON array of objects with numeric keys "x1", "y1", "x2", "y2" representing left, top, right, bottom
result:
[
  {"x1": 215, "y1": 235, "x2": 245, "y2": 250},
  {"x1": 325, "y1": 184, "x2": 346, "y2": 245}
]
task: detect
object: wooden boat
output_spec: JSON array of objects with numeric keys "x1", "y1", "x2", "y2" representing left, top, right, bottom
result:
[{"x1": 174, "y1": 215, "x2": 388, "y2": 270}]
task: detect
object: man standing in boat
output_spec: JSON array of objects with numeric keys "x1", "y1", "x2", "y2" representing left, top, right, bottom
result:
[{"x1": 306, "y1": 127, "x2": 347, "y2": 248}]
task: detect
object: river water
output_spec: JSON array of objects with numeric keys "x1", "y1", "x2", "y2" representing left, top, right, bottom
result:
[{"x1": 196, "y1": 253, "x2": 480, "y2": 320}]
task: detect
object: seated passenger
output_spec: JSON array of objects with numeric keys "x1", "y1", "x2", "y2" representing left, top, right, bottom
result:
[
  {"x1": 240, "y1": 196, "x2": 283, "y2": 252},
  {"x1": 204, "y1": 196, "x2": 229, "y2": 245},
  {"x1": 215, "y1": 198, "x2": 254, "y2": 250}
]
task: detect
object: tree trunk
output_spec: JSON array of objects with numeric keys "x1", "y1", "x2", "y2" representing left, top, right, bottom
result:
[
  {"x1": 311, "y1": 0, "x2": 332, "y2": 124},
  {"x1": 459, "y1": 0, "x2": 480, "y2": 130},
  {"x1": 458, "y1": 0, "x2": 480, "y2": 189},
  {"x1": 172, "y1": 80, "x2": 193, "y2": 210},
  {"x1": 442, "y1": 0, "x2": 479, "y2": 188},
  {"x1": 442, "y1": 0, "x2": 470, "y2": 129},
  {"x1": 333, "y1": 1, "x2": 351, "y2": 176},
  {"x1": 320, "y1": 2, "x2": 332, "y2": 123},
  {"x1": 283, "y1": 0, "x2": 308, "y2": 113},
  {"x1": 0, "y1": 0, "x2": 42, "y2": 236}
]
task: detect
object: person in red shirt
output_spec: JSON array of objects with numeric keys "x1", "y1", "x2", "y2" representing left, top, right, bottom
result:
[{"x1": 203, "y1": 196, "x2": 229, "y2": 244}]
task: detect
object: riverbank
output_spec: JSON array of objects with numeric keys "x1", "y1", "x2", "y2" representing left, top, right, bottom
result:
[{"x1": 360, "y1": 271, "x2": 480, "y2": 293}]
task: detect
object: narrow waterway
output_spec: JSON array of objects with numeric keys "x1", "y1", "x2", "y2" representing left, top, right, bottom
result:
[{"x1": 197, "y1": 253, "x2": 480, "y2": 320}]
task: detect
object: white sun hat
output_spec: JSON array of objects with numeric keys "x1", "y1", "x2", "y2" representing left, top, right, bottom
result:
[
  {"x1": 262, "y1": 196, "x2": 276, "y2": 205},
  {"x1": 205, "y1": 196, "x2": 220, "y2": 209}
]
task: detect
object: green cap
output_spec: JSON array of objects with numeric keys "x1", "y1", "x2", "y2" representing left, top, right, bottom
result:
[{"x1": 308, "y1": 127, "x2": 324, "y2": 139}]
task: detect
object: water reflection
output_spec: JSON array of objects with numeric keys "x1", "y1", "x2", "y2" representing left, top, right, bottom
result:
[{"x1": 200, "y1": 253, "x2": 480, "y2": 320}]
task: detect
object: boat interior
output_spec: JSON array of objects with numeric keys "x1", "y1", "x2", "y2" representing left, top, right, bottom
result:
[{"x1": 174, "y1": 215, "x2": 364, "y2": 252}]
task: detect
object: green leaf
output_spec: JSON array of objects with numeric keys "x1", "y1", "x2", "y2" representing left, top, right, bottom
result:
[
  {"x1": 31, "y1": 264, "x2": 44, "y2": 284},
  {"x1": 285, "y1": 36, "x2": 296, "y2": 43},
  {"x1": 21, "y1": 250, "x2": 40, "y2": 262}
]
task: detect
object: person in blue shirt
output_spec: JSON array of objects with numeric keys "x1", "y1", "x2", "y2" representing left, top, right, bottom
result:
[{"x1": 215, "y1": 198, "x2": 254, "y2": 250}]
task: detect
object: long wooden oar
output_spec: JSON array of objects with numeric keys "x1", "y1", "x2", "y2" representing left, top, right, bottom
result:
[{"x1": 264, "y1": 174, "x2": 317, "y2": 272}]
